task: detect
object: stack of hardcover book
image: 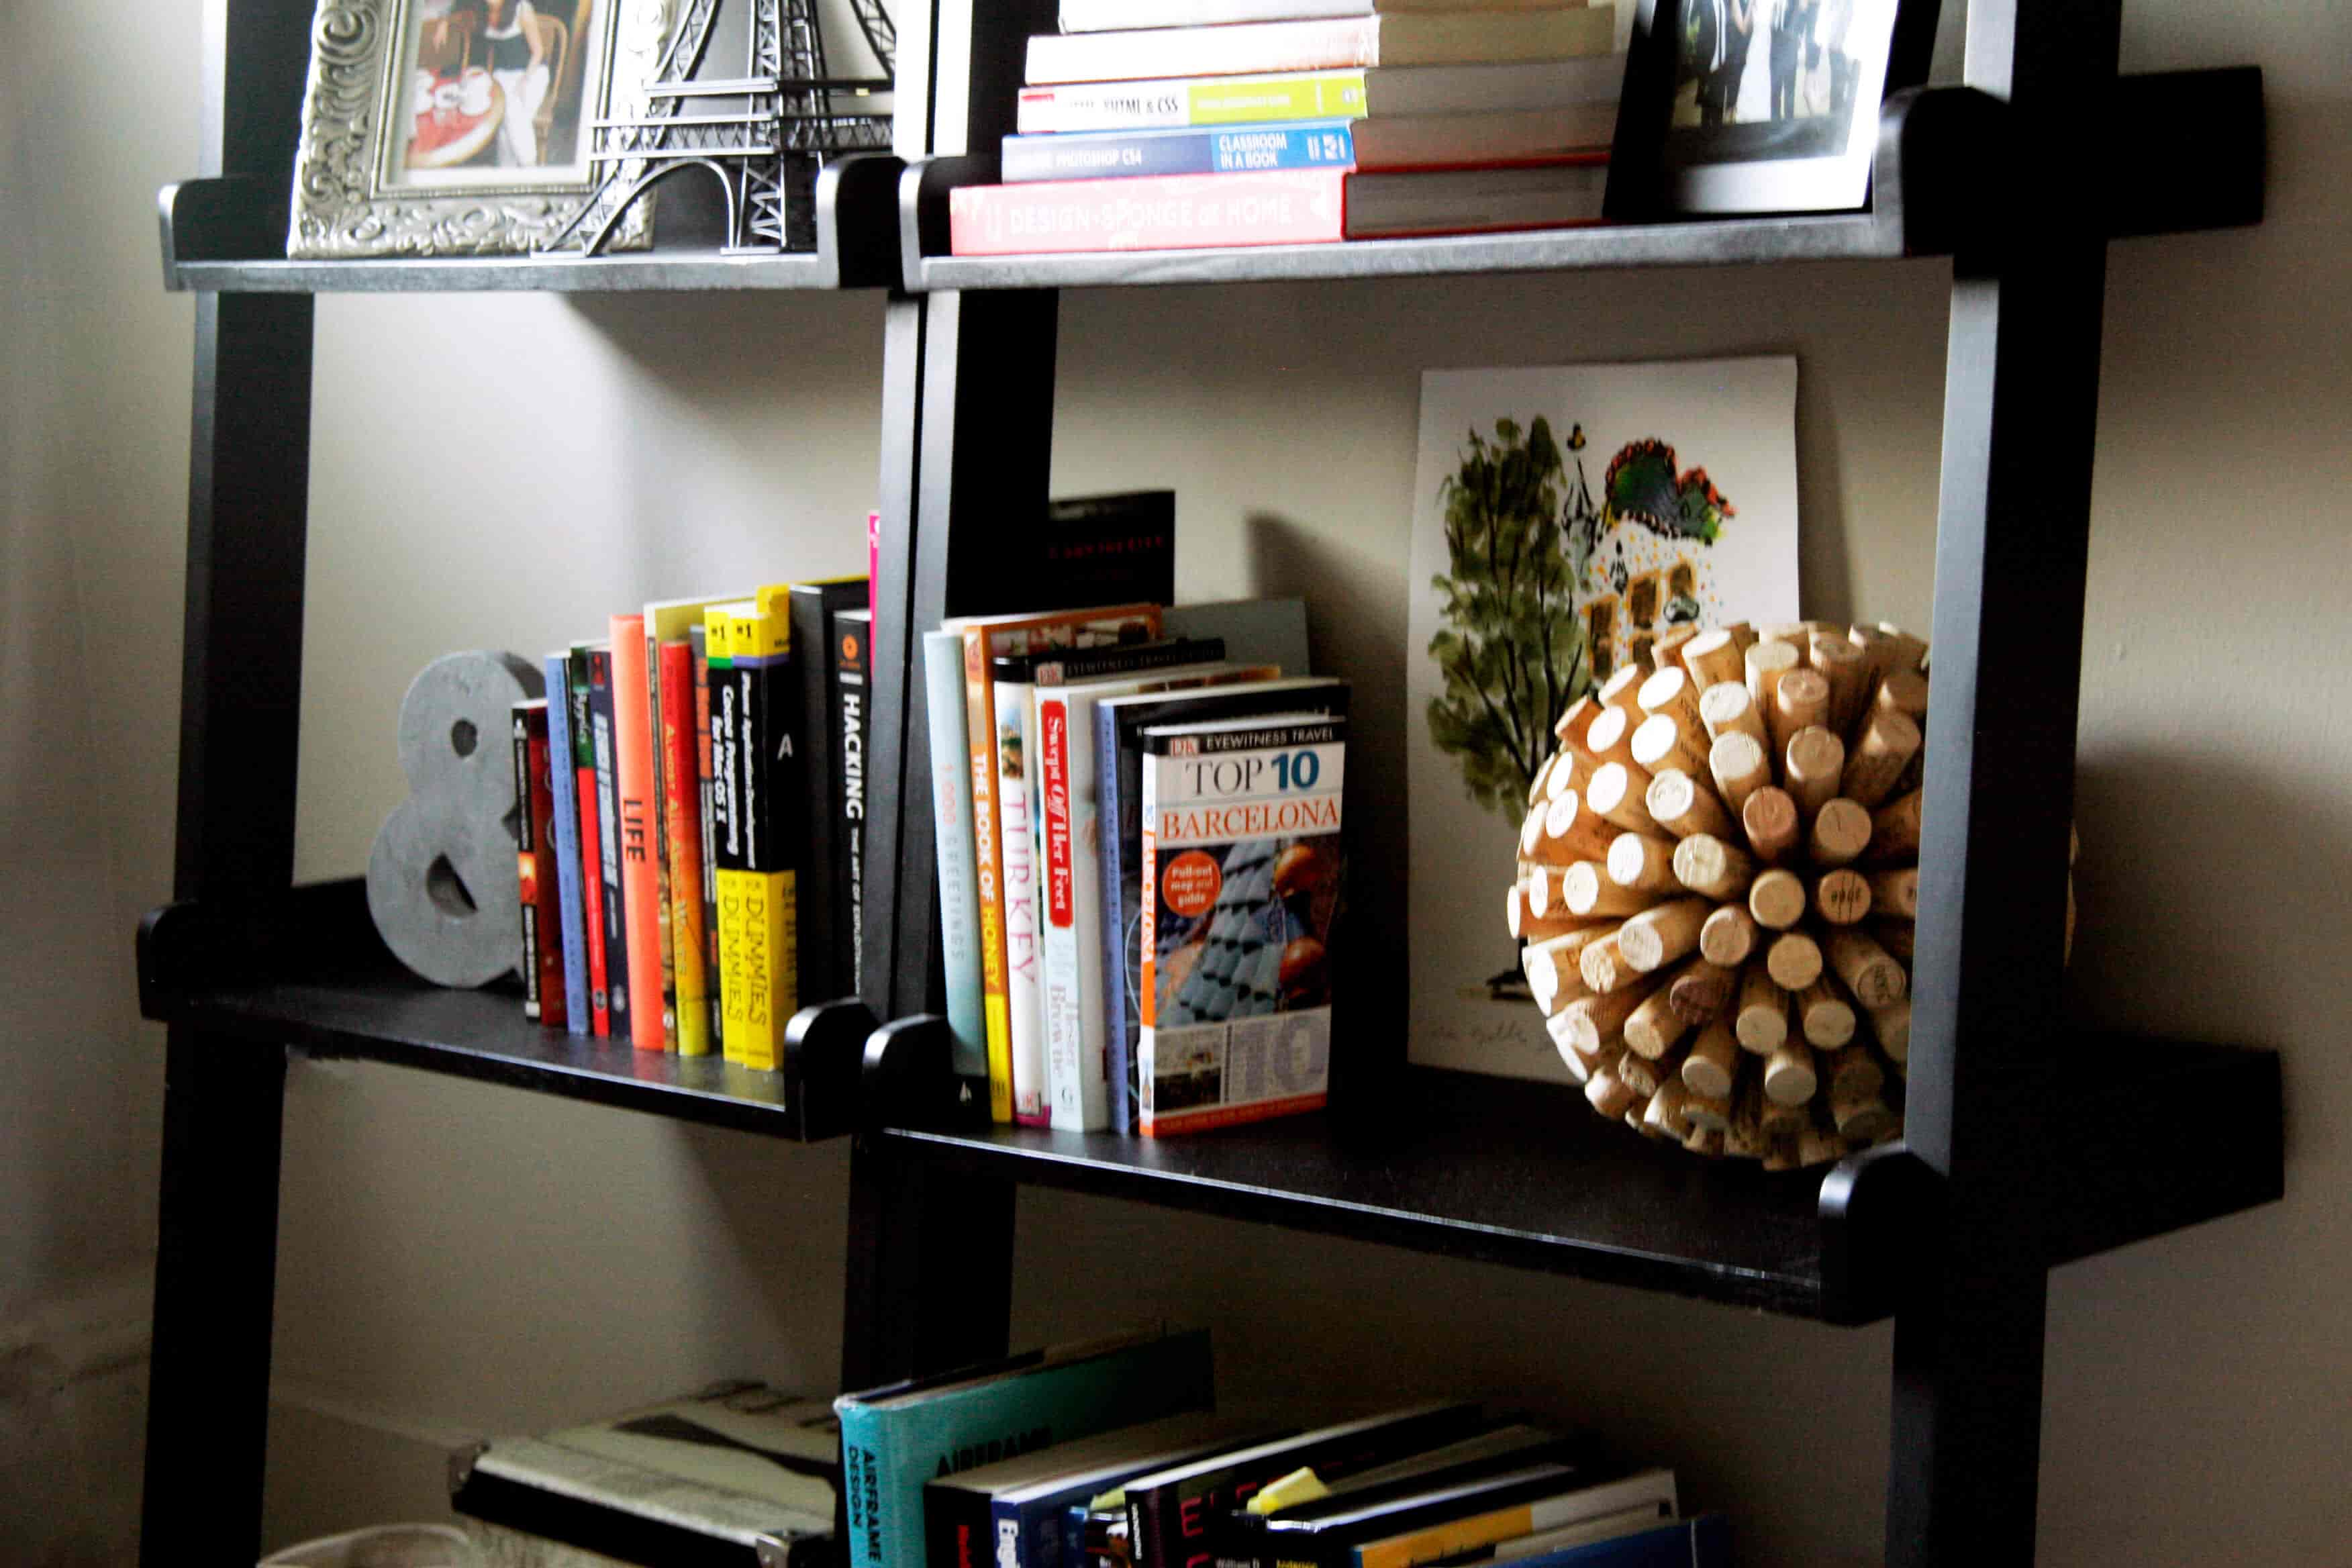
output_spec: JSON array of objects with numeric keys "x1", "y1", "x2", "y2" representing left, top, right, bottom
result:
[{"x1": 949, "y1": 0, "x2": 1626, "y2": 255}]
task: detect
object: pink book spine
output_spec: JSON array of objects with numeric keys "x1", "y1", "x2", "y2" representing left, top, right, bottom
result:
[{"x1": 950, "y1": 169, "x2": 1345, "y2": 256}]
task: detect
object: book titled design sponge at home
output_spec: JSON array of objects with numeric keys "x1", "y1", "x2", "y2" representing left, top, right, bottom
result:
[
  {"x1": 1138, "y1": 714, "x2": 1346, "y2": 1135},
  {"x1": 836, "y1": 1327, "x2": 1214, "y2": 1568}
]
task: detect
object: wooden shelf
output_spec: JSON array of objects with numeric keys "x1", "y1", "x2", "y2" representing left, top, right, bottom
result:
[
  {"x1": 158, "y1": 154, "x2": 904, "y2": 294},
  {"x1": 869, "y1": 1033, "x2": 2278, "y2": 1326},
  {"x1": 137, "y1": 881, "x2": 867, "y2": 1141}
]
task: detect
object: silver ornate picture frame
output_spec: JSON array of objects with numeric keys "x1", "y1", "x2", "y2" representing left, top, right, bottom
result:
[{"x1": 288, "y1": 0, "x2": 671, "y2": 258}]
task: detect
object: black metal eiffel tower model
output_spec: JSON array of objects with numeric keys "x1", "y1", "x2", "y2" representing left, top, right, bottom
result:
[{"x1": 542, "y1": 0, "x2": 894, "y2": 256}]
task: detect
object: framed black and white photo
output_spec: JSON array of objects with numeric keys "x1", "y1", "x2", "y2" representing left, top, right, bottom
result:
[
  {"x1": 1606, "y1": 0, "x2": 1939, "y2": 217},
  {"x1": 287, "y1": 0, "x2": 671, "y2": 258}
]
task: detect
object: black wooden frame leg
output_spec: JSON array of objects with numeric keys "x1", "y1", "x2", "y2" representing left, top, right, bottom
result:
[
  {"x1": 840, "y1": 1136, "x2": 1017, "y2": 1395},
  {"x1": 140, "y1": 1031, "x2": 288, "y2": 1567}
]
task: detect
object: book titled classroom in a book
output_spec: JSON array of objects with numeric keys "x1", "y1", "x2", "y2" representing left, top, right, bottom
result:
[
  {"x1": 950, "y1": 169, "x2": 1344, "y2": 255},
  {"x1": 1138, "y1": 714, "x2": 1344, "y2": 1135}
]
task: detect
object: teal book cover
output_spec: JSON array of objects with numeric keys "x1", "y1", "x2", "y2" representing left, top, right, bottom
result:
[{"x1": 836, "y1": 1329, "x2": 1214, "y2": 1568}]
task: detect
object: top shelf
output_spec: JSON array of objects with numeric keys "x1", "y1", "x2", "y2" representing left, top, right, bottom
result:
[{"x1": 160, "y1": 72, "x2": 2261, "y2": 297}]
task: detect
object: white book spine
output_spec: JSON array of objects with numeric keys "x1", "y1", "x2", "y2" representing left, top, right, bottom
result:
[
  {"x1": 923, "y1": 631, "x2": 989, "y2": 1082},
  {"x1": 998, "y1": 677, "x2": 1050, "y2": 1125},
  {"x1": 1038, "y1": 687, "x2": 1116, "y2": 1131},
  {"x1": 1028, "y1": 17, "x2": 1383, "y2": 85}
]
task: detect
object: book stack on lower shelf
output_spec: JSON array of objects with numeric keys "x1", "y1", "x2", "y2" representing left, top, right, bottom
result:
[{"x1": 951, "y1": 0, "x2": 1627, "y2": 255}]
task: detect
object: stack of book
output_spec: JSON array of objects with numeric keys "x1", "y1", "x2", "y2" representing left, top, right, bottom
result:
[
  {"x1": 950, "y1": 0, "x2": 1626, "y2": 255},
  {"x1": 509, "y1": 568, "x2": 875, "y2": 1073},
  {"x1": 926, "y1": 593, "x2": 1351, "y2": 1137}
]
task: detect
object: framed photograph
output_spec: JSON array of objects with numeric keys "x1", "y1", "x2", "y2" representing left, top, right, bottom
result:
[
  {"x1": 288, "y1": 0, "x2": 671, "y2": 258},
  {"x1": 1604, "y1": 0, "x2": 1939, "y2": 217}
]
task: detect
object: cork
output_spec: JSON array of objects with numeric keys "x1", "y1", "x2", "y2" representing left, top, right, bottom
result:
[
  {"x1": 1698, "y1": 680, "x2": 1769, "y2": 747},
  {"x1": 1681, "y1": 1016, "x2": 1740, "y2": 1099},
  {"x1": 1643, "y1": 1077, "x2": 1695, "y2": 1140},
  {"x1": 1745, "y1": 636, "x2": 1802, "y2": 717},
  {"x1": 1631, "y1": 712, "x2": 1712, "y2": 779},
  {"x1": 1876, "y1": 669, "x2": 1930, "y2": 726},
  {"x1": 1585, "y1": 760, "x2": 1661, "y2": 835},
  {"x1": 1623, "y1": 980, "x2": 1696, "y2": 1060},
  {"x1": 1575, "y1": 926, "x2": 1639, "y2": 995},
  {"x1": 1867, "y1": 788, "x2": 1924, "y2": 862},
  {"x1": 1734, "y1": 964, "x2": 1788, "y2": 1053},
  {"x1": 1553, "y1": 693, "x2": 1603, "y2": 745},
  {"x1": 1636, "y1": 665, "x2": 1707, "y2": 739},
  {"x1": 1647, "y1": 767, "x2": 1735, "y2": 839},
  {"x1": 1747, "y1": 867, "x2": 1808, "y2": 931},
  {"x1": 1868, "y1": 867, "x2": 1920, "y2": 919},
  {"x1": 1769, "y1": 667, "x2": 1830, "y2": 756},
  {"x1": 1606, "y1": 831, "x2": 1684, "y2": 895},
  {"x1": 1809, "y1": 630, "x2": 1869, "y2": 737},
  {"x1": 1667, "y1": 960, "x2": 1737, "y2": 1025},
  {"x1": 1765, "y1": 930, "x2": 1825, "y2": 991},
  {"x1": 1841, "y1": 706, "x2": 1922, "y2": 809},
  {"x1": 1808, "y1": 797, "x2": 1873, "y2": 867},
  {"x1": 1867, "y1": 996, "x2": 1912, "y2": 1065},
  {"x1": 1681, "y1": 628, "x2": 1746, "y2": 691},
  {"x1": 1763, "y1": 1038, "x2": 1818, "y2": 1107},
  {"x1": 1708, "y1": 730, "x2": 1773, "y2": 816},
  {"x1": 1617, "y1": 897, "x2": 1712, "y2": 973},
  {"x1": 1797, "y1": 978, "x2": 1857, "y2": 1048},
  {"x1": 1563, "y1": 859, "x2": 1658, "y2": 918},
  {"x1": 1813, "y1": 868, "x2": 1873, "y2": 926},
  {"x1": 1784, "y1": 725, "x2": 1847, "y2": 818},
  {"x1": 1671, "y1": 833, "x2": 1755, "y2": 902},
  {"x1": 1742, "y1": 786, "x2": 1800, "y2": 865},
  {"x1": 1825, "y1": 928, "x2": 1908, "y2": 1009},
  {"x1": 1699, "y1": 902, "x2": 1761, "y2": 967},
  {"x1": 1582, "y1": 703, "x2": 1641, "y2": 771}
]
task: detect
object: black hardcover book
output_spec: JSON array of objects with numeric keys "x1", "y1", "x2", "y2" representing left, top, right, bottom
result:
[
  {"x1": 990, "y1": 636, "x2": 1227, "y2": 690},
  {"x1": 1248, "y1": 1462, "x2": 1675, "y2": 1568},
  {"x1": 831, "y1": 607, "x2": 873, "y2": 998},
  {"x1": 587, "y1": 645, "x2": 632, "y2": 1042},
  {"x1": 788, "y1": 579, "x2": 869, "y2": 1013},
  {"x1": 1040, "y1": 491, "x2": 1176, "y2": 607}
]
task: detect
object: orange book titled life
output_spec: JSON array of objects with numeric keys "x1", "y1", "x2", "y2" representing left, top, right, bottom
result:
[{"x1": 610, "y1": 614, "x2": 668, "y2": 1052}]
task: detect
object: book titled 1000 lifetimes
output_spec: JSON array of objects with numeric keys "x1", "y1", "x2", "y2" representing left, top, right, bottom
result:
[{"x1": 1138, "y1": 715, "x2": 1345, "y2": 1134}]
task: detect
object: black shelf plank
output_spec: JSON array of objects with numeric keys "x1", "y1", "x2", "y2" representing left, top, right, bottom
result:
[
  {"x1": 877, "y1": 1038, "x2": 2280, "y2": 1325},
  {"x1": 160, "y1": 153, "x2": 904, "y2": 294},
  {"x1": 138, "y1": 882, "x2": 867, "y2": 1140}
]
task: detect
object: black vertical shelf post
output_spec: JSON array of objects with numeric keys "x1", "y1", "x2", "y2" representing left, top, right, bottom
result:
[
  {"x1": 843, "y1": 0, "x2": 1059, "y2": 1395},
  {"x1": 1891, "y1": 0, "x2": 2122, "y2": 1561},
  {"x1": 141, "y1": 0, "x2": 317, "y2": 1561}
]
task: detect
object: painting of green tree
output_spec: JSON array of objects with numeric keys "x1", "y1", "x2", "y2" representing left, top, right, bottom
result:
[{"x1": 1424, "y1": 415, "x2": 1596, "y2": 824}]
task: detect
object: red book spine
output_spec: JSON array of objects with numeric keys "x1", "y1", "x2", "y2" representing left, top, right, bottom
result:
[
  {"x1": 517, "y1": 714, "x2": 567, "y2": 1029},
  {"x1": 948, "y1": 168, "x2": 1345, "y2": 256},
  {"x1": 611, "y1": 614, "x2": 667, "y2": 1051}
]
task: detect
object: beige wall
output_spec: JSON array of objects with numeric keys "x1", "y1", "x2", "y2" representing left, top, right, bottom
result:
[{"x1": 3, "y1": 1, "x2": 2346, "y2": 1564}]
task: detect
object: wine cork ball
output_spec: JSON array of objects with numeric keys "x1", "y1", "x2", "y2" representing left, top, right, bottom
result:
[
  {"x1": 1672, "y1": 834, "x2": 1755, "y2": 901},
  {"x1": 1734, "y1": 965, "x2": 1787, "y2": 1053},
  {"x1": 1540, "y1": 790, "x2": 1622, "y2": 864},
  {"x1": 1808, "y1": 797, "x2": 1873, "y2": 867},
  {"x1": 1631, "y1": 712, "x2": 1712, "y2": 778},
  {"x1": 1766, "y1": 930, "x2": 1825, "y2": 991},
  {"x1": 1748, "y1": 867, "x2": 1808, "y2": 931},
  {"x1": 1784, "y1": 726, "x2": 1847, "y2": 817},
  {"x1": 1830, "y1": 1088, "x2": 1898, "y2": 1143},
  {"x1": 1647, "y1": 768, "x2": 1734, "y2": 840},
  {"x1": 1553, "y1": 693, "x2": 1602, "y2": 746},
  {"x1": 1637, "y1": 666, "x2": 1707, "y2": 738},
  {"x1": 1577, "y1": 928, "x2": 1638, "y2": 994},
  {"x1": 1826, "y1": 1043, "x2": 1885, "y2": 1101},
  {"x1": 1596, "y1": 665, "x2": 1647, "y2": 724},
  {"x1": 1681, "y1": 1091, "x2": 1732, "y2": 1135},
  {"x1": 1770, "y1": 667, "x2": 1830, "y2": 754},
  {"x1": 1618, "y1": 898, "x2": 1711, "y2": 973},
  {"x1": 1653, "y1": 623, "x2": 1702, "y2": 673},
  {"x1": 1814, "y1": 868, "x2": 1872, "y2": 926},
  {"x1": 1553, "y1": 982, "x2": 1658, "y2": 1056},
  {"x1": 1585, "y1": 761, "x2": 1660, "y2": 834},
  {"x1": 1616, "y1": 1044, "x2": 1675, "y2": 1097},
  {"x1": 1874, "y1": 624, "x2": 1929, "y2": 675},
  {"x1": 1699, "y1": 902, "x2": 1760, "y2": 967},
  {"x1": 1682, "y1": 1017, "x2": 1739, "y2": 1099},
  {"x1": 1587, "y1": 1070, "x2": 1641, "y2": 1121},
  {"x1": 1623, "y1": 985, "x2": 1694, "y2": 1060},
  {"x1": 1643, "y1": 1078, "x2": 1695, "y2": 1140},
  {"x1": 1527, "y1": 752, "x2": 1557, "y2": 807},
  {"x1": 1867, "y1": 996, "x2": 1912, "y2": 1064},
  {"x1": 1709, "y1": 730, "x2": 1773, "y2": 814},
  {"x1": 1743, "y1": 786, "x2": 1800, "y2": 864},
  {"x1": 1606, "y1": 831, "x2": 1682, "y2": 894}
]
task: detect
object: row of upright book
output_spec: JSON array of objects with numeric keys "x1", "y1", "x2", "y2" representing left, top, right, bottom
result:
[
  {"x1": 508, "y1": 570, "x2": 874, "y2": 1071},
  {"x1": 925, "y1": 595, "x2": 1351, "y2": 1136},
  {"x1": 950, "y1": 0, "x2": 1626, "y2": 254},
  {"x1": 453, "y1": 1330, "x2": 1726, "y2": 1568}
]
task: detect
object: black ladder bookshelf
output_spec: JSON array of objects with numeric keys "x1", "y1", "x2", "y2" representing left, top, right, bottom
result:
[{"x1": 138, "y1": 0, "x2": 2280, "y2": 1564}]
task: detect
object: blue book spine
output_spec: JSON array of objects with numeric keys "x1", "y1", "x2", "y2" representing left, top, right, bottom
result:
[
  {"x1": 1094, "y1": 699, "x2": 1134, "y2": 1133},
  {"x1": 543, "y1": 654, "x2": 591, "y2": 1037},
  {"x1": 1001, "y1": 119, "x2": 1355, "y2": 183},
  {"x1": 924, "y1": 630, "x2": 989, "y2": 1086},
  {"x1": 1496, "y1": 1514, "x2": 1729, "y2": 1568},
  {"x1": 1058, "y1": 1502, "x2": 1091, "y2": 1568},
  {"x1": 837, "y1": 1332, "x2": 1213, "y2": 1568}
]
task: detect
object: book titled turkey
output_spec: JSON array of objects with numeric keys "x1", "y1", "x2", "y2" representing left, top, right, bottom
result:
[
  {"x1": 1137, "y1": 714, "x2": 1345, "y2": 1135},
  {"x1": 1001, "y1": 121, "x2": 1355, "y2": 183},
  {"x1": 511, "y1": 699, "x2": 565, "y2": 1028},
  {"x1": 950, "y1": 169, "x2": 1345, "y2": 256},
  {"x1": 1024, "y1": 11, "x2": 1616, "y2": 85}
]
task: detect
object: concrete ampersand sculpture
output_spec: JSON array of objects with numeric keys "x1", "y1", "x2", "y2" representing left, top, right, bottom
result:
[{"x1": 366, "y1": 651, "x2": 545, "y2": 987}]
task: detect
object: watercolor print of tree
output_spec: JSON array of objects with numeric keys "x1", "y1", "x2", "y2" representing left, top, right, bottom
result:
[{"x1": 1426, "y1": 415, "x2": 1597, "y2": 826}]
